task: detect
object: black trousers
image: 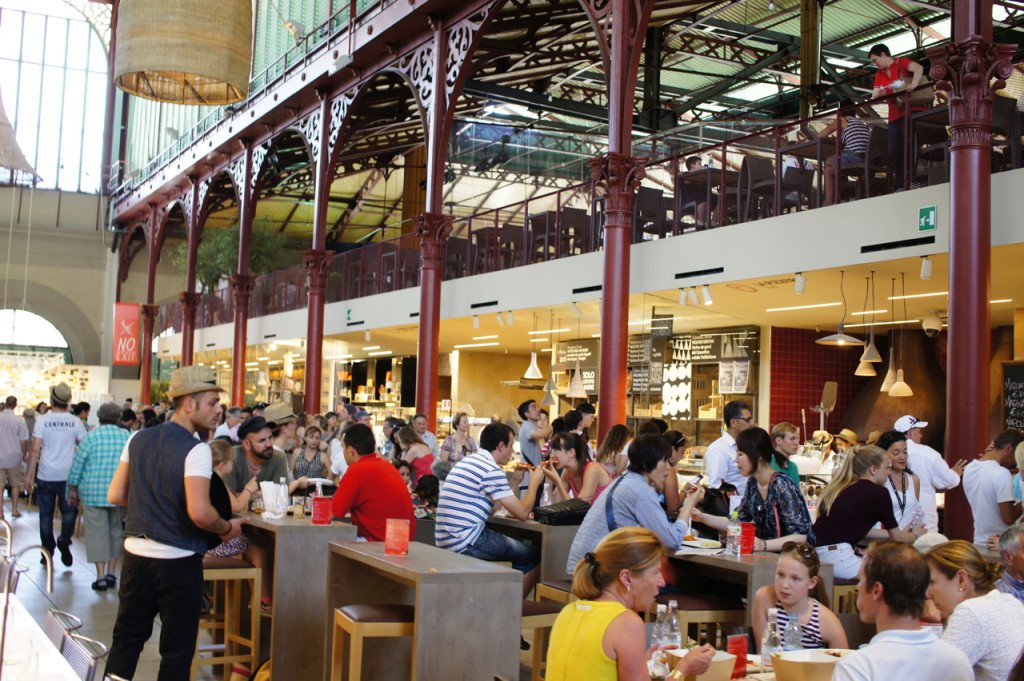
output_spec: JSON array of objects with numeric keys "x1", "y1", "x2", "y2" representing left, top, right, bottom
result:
[{"x1": 106, "y1": 551, "x2": 204, "y2": 680}]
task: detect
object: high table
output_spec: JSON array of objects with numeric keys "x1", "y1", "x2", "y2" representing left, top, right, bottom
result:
[
  {"x1": 670, "y1": 551, "x2": 834, "y2": 625},
  {"x1": 244, "y1": 513, "x2": 358, "y2": 681},
  {"x1": 0, "y1": 594, "x2": 79, "y2": 680},
  {"x1": 325, "y1": 540, "x2": 522, "y2": 681},
  {"x1": 486, "y1": 515, "x2": 580, "y2": 581}
]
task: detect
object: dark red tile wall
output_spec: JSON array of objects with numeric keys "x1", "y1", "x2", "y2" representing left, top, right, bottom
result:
[{"x1": 768, "y1": 327, "x2": 873, "y2": 434}]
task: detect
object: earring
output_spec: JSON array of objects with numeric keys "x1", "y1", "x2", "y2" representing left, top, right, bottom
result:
[{"x1": 627, "y1": 584, "x2": 631, "y2": 592}]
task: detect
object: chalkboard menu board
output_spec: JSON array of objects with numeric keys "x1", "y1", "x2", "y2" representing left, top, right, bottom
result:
[{"x1": 1003, "y1": 361, "x2": 1024, "y2": 430}]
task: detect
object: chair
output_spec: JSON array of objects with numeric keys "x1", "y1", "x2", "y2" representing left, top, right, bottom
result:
[
  {"x1": 192, "y1": 556, "x2": 262, "y2": 681},
  {"x1": 528, "y1": 211, "x2": 557, "y2": 262},
  {"x1": 331, "y1": 603, "x2": 415, "y2": 681},
  {"x1": 0, "y1": 556, "x2": 21, "y2": 595},
  {"x1": 560, "y1": 207, "x2": 591, "y2": 254},
  {"x1": 44, "y1": 608, "x2": 83, "y2": 652},
  {"x1": 832, "y1": 577, "x2": 859, "y2": 614},
  {"x1": 721, "y1": 158, "x2": 751, "y2": 225},
  {"x1": 535, "y1": 578, "x2": 574, "y2": 606},
  {"x1": 653, "y1": 593, "x2": 745, "y2": 649},
  {"x1": 633, "y1": 186, "x2": 671, "y2": 240},
  {"x1": 522, "y1": 599, "x2": 562, "y2": 681},
  {"x1": 837, "y1": 613, "x2": 876, "y2": 649},
  {"x1": 61, "y1": 632, "x2": 108, "y2": 681},
  {"x1": 845, "y1": 125, "x2": 890, "y2": 199},
  {"x1": 742, "y1": 155, "x2": 776, "y2": 221},
  {"x1": 780, "y1": 165, "x2": 814, "y2": 212}
]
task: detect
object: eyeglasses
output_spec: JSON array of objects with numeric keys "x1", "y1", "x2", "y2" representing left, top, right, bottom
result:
[
  {"x1": 782, "y1": 541, "x2": 816, "y2": 559},
  {"x1": 736, "y1": 416, "x2": 753, "y2": 423}
]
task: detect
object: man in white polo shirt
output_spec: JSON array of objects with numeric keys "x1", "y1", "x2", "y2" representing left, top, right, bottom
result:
[
  {"x1": 894, "y1": 414, "x2": 967, "y2": 533},
  {"x1": 962, "y1": 429, "x2": 1024, "y2": 546},
  {"x1": 705, "y1": 400, "x2": 752, "y2": 490}
]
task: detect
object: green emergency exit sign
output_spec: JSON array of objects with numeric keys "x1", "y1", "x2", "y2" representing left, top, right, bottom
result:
[{"x1": 919, "y1": 205, "x2": 937, "y2": 232}]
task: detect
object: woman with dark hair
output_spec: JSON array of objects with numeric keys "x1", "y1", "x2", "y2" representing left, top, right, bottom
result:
[
  {"x1": 596, "y1": 424, "x2": 631, "y2": 477},
  {"x1": 542, "y1": 432, "x2": 613, "y2": 504},
  {"x1": 694, "y1": 427, "x2": 815, "y2": 551},
  {"x1": 876, "y1": 430, "x2": 921, "y2": 529},
  {"x1": 547, "y1": 527, "x2": 715, "y2": 680},
  {"x1": 396, "y1": 425, "x2": 435, "y2": 484},
  {"x1": 661, "y1": 430, "x2": 688, "y2": 516},
  {"x1": 565, "y1": 434, "x2": 703, "y2": 574},
  {"x1": 394, "y1": 459, "x2": 414, "y2": 491},
  {"x1": 411, "y1": 474, "x2": 440, "y2": 518}
]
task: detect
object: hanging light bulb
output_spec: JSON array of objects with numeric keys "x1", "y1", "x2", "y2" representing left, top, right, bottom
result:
[
  {"x1": 880, "y1": 349, "x2": 897, "y2": 391},
  {"x1": 566, "y1": 360, "x2": 588, "y2": 398},
  {"x1": 854, "y1": 360, "x2": 877, "y2": 377},
  {"x1": 888, "y1": 369, "x2": 914, "y2": 396},
  {"x1": 523, "y1": 352, "x2": 543, "y2": 380}
]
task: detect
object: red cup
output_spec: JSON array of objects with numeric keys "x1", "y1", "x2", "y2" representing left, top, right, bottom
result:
[
  {"x1": 385, "y1": 518, "x2": 410, "y2": 556},
  {"x1": 727, "y1": 634, "x2": 748, "y2": 678},
  {"x1": 311, "y1": 496, "x2": 332, "y2": 525},
  {"x1": 740, "y1": 522, "x2": 756, "y2": 554}
]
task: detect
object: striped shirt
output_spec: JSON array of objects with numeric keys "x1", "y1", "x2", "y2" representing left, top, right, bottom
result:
[
  {"x1": 775, "y1": 598, "x2": 826, "y2": 649},
  {"x1": 434, "y1": 449, "x2": 514, "y2": 552},
  {"x1": 67, "y1": 424, "x2": 130, "y2": 507},
  {"x1": 842, "y1": 117, "x2": 870, "y2": 157}
]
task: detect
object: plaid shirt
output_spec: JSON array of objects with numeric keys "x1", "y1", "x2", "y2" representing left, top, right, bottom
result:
[{"x1": 67, "y1": 424, "x2": 130, "y2": 507}]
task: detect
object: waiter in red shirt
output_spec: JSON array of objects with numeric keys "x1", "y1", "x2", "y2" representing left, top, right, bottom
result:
[{"x1": 868, "y1": 43, "x2": 925, "y2": 190}]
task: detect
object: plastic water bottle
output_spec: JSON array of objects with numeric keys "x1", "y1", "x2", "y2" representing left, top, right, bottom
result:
[
  {"x1": 650, "y1": 604, "x2": 669, "y2": 677},
  {"x1": 539, "y1": 481, "x2": 552, "y2": 507},
  {"x1": 663, "y1": 600, "x2": 682, "y2": 650},
  {"x1": 652, "y1": 603, "x2": 667, "y2": 646},
  {"x1": 911, "y1": 507, "x2": 925, "y2": 532},
  {"x1": 277, "y1": 477, "x2": 289, "y2": 515},
  {"x1": 782, "y1": 615, "x2": 803, "y2": 651},
  {"x1": 727, "y1": 511, "x2": 742, "y2": 558},
  {"x1": 761, "y1": 608, "x2": 783, "y2": 670}
]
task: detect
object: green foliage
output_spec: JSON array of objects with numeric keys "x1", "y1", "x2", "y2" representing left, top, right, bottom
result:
[
  {"x1": 150, "y1": 380, "x2": 170, "y2": 403},
  {"x1": 171, "y1": 226, "x2": 289, "y2": 292}
]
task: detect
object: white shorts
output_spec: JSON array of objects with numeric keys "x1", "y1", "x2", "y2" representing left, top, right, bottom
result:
[{"x1": 815, "y1": 542, "x2": 861, "y2": 580}]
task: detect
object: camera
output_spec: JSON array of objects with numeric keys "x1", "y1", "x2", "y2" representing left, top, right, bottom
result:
[{"x1": 922, "y1": 311, "x2": 943, "y2": 338}]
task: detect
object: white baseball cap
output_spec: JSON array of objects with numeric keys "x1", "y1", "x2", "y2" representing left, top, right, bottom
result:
[{"x1": 894, "y1": 415, "x2": 928, "y2": 433}]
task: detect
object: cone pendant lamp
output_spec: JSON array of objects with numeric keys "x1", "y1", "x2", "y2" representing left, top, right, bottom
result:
[
  {"x1": 855, "y1": 360, "x2": 877, "y2": 377},
  {"x1": 566, "y1": 360, "x2": 588, "y2": 398},
  {"x1": 524, "y1": 352, "x2": 543, "y2": 380},
  {"x1": 888, "y1": 369, "x2": 914, "y2": 397},
  {"x1": 880, "y1": 347, "x2": 897, "y2": 392}
]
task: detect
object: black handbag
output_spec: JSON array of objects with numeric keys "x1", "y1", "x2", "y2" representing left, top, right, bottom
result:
[{"x1": 534, "y1": 497, "x2": 590, "y2": 526}]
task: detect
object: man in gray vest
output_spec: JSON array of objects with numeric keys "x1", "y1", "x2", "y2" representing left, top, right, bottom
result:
[{"x1": 105, "y1": 366, "x2": 246, "y2": 680}]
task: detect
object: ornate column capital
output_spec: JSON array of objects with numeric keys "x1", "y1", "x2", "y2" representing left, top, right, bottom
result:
[
  {"x1": 303, "y1": 248, "x2": 333, "y2": 296},
  {"x1": 140, "y1": 303, "x2": 159, "y2": 326},
  {"x1": 229, "y1": 273, "x2": 256, "y2": 308},
  {"x1": 927, "y1": 38, "x2": 1015, "y2": 150},
  {"x1": 178, "y1": 291, "x2": 201, "y2": 309},
  {"x1": 590, "y1": 153, "x2": 648, "y2": 228},
  {"x1": 416, "y1": 212, "x2": 454, "y2": 270}
]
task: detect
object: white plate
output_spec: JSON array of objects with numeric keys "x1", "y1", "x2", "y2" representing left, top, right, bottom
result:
[{"x1": 681, "y1": 539, "x2": 722, "y2": 549}]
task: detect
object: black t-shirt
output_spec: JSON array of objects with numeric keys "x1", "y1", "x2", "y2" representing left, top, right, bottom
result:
[{"x1": 813, "y1": 479, "x2": 897, "y2": 547}]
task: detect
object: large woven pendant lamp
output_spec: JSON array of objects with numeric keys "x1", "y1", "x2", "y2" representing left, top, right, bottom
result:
[{"x1": 114, "y1": 0, "x2": 253, "y2": 105}]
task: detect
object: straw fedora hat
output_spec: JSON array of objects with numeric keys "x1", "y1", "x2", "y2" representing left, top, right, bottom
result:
[
  {"x1": 166, "y1": 366, "x2": 225, "y2": 399},
  {"x1": 262, "y1": 401, "x2": 296, "y2": 425},
  {"x1": 50, "y1": 382, "x2": 72, "y2": 405},
  {"x1": 811, "y1": 430, "x2": 833, "y2": 447},
  {"x1": 835, "y1": 428, "x2": 860, "y2": 446}
]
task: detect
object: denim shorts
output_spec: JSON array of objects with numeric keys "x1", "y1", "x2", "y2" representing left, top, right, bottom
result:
[{"x1": 461, "y1": 527, "x2": 540, "y2": 574}]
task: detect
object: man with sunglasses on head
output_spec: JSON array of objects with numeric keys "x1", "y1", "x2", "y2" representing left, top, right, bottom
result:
[{"x1": 705, "y1": 400, "x2": 752, "y2": 490}]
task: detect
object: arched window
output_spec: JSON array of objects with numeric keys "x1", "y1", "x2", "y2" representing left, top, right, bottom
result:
[{"x1": 0, "y1": 309, "x2": 69, "y2": 348}]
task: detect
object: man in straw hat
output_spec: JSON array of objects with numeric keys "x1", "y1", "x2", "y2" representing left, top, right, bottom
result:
[
  {"x1": 26, "y1": 382, "x2": 86, "y2": 567},
  {"x1": 835, "y1": 428, "x2": 860, "y2": 452},
  {"x1": 106, "y1": 366, "x2": 246, "y2": 680}
]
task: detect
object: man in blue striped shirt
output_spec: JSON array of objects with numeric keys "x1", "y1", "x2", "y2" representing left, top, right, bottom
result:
[{"x1": 435, "y1": 422, "x2": 543, "y2": 598}]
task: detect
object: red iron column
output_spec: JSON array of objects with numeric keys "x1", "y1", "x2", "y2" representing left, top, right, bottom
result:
[
  {"x1": 179, "y1": 292, "x2": 201, "y2": 366},
  {"x1": 180, "y1": 177, "x2": 202, "y2": 366},
  {"x1": 139, "y1": 304, "x2": 158, "y2": 404},
  {"x1": 230, "y1": 144, "x2": 255, "y2": 406},
  {"x1": 926, "y1": 0, "x2": 1013, "y2": 540},
  {"x1": 414, "y1": 213, "x2": 453, "y2": 427},
  {"x1": 304, "y1": 94, "x2": 333, "y2": 415}
]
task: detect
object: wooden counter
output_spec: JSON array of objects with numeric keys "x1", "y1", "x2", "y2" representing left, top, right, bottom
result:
[
  {"x1": 244, "y1": 513, "x2": 358, "y2": 680},
  {"x1": 669, "y1": 551, "x2": 834, "y2": 624},
  {"x1": 486, "y1": 515, "x2": 580, "y2": 581},
  {"x1": 325, "y1": 540, "x2": 522, "y2": 681}
]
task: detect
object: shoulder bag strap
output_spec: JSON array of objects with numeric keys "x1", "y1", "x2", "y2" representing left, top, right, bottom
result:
[{"x1": 604, "y1": 475, "x2": 626, "y2": 531}]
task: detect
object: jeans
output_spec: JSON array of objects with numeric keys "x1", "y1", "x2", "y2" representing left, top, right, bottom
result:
[
  {"x1": 106, "y1": 552, "x2": 204, "y2": 680},
  {"x1": 35, "y1": 479, "x2": 76, "y2": 554},
  {"x1": 462, "y1": 527, "x2": 540, "y2": 573}
]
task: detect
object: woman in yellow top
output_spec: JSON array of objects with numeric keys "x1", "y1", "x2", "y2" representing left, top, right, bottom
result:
[{"x1": 546, "y1": 527, "x2": 715, "y2": 681}]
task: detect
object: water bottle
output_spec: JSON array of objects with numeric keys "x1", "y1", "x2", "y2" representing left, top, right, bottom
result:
[
  {"x1": 539, "y1": 481, "x2": 552, "y2": 507},
  {"x1": 663, "y1": 600, "x2": 682, "y2": 650},
  {"x1": 727, "y1": 511, "x2": 742, "y2": 558},
  {"x1": 782, "y1": 614, "x2": 803, "y2": 651},
  {"x1": 650, "y1": 604, "x2": 669, "y2": 676},
  {"x1": 277, "y1": 477, "x2": 289, "y2": 515},
  {"x1": 911, "y1": 507, "x2": 925, "y2": 532},
  {"x1": 761, "y1": 608, "x2": 782, "y2": 670}
]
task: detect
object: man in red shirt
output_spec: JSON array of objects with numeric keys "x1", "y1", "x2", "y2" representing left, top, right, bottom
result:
[
  {"x1": 331, "y1": 423, "x2": 415, "y2": 541},
  {"x1": 869, "y1": 43, "x2": 925, "y2": 191}
]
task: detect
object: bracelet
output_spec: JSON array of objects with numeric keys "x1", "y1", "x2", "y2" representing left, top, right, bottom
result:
[{"x1": 668, "y1": 671, "x2": 685, "y2": 680}]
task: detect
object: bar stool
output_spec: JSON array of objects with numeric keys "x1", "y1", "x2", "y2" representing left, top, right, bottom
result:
[
  {"x1": 522, "y1": 599, "x2": 562, "y2": 681},
  {"x1": 535, "y1": 578, "x2": 575, "y2": 606},
  {"x1": 331, "y1": 604, "x2": 415, "y2": 681},
  {"x1": 833, "y1": 578, "x2": 859, "y2": 614},
  {"x1": 653, "y1": 593, "x2": 745, "y2": 649},
  {"x1": 192, "y1": 556, "x2": 262, "y2": 681}
]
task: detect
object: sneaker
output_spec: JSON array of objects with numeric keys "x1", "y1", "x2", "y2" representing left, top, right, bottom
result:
[
  {"x1": 104, "y1": 574, "x2": 117, "y2": 588},
  {"x1": 91, "y1": 579, "x2": 108, "y2": 592},
  {"x1": 56, "y1": 539, "x2": 73, "y2": 567}
]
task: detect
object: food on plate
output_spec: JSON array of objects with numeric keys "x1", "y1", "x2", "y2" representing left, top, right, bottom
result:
[{"x1": 684, "y1": 534, "x2": 697, "y2": 541}]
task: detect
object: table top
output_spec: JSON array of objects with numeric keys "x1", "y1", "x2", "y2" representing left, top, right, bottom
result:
[
  {"x1": 911, "y1": 106, "x2": 949, "y2": 125},
  {"x1": 781, "y1": 137, "x2": 836, "y2": 158},
  {"x1": 0, "y1": 594, "x2": 80, "y2": 680},
  {"x1": 329, "y1": 540, "x2": 522, "y2": 583},
  {"x1": 670, "y1": 550, "x2": 783, "y2": 573},
  {"x1": 487, "y1": 515, "x2": 578, "y2": 536},
  {"x1": 677, "y1": 168, "x2": 740, "y2": 186},
  {"x1": 245, "y1": 511, "x2": 358, "y2": 535}
]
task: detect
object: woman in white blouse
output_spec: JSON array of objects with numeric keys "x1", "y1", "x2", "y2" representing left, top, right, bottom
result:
[
  {"x1": 876, "y1": 431, "x2": 920, "y2": 528},
  {"x1": 925, "y1": 540, "x2": 1024, "y2": 681}
]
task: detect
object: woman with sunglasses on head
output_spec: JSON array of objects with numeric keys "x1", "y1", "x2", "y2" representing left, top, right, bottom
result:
[
  {"x1": 752, "y1": 542, "x2": 848, "y2": 652},
  {"x1": 542, "y1": 432, "x2": 613, "y2": 504},
  {"x1": 812, "y1": 445, "x2": 921, "y2": 579},
  {"x1": 547, "y1": 527, "x2": 715, "y2": 681},
  {"x1": 876, "y1": 430, "x2": 922, "y2": 529},
  {"x1": 692, "y1": 427, "x2": 815, "y2": 551}
]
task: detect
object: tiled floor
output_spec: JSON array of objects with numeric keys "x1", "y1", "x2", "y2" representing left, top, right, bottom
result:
[{"x1": 8, "y1": 503, "x2": 539, "y2": 680}]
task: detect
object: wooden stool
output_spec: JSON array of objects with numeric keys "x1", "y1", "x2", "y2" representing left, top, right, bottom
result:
[
  {"x1": 833, "y1": 578, "x2": 859, "y2": 614},
  {"x1": 331, "y1": 604, "x2": 415, "y2": 681},
  {"x1": 653, "y1": 593, "x2": 745, "y2": 649},
  {"x1": 192, "y1": 556, "x2": 261, "y2": 681},
  {"x1": 522, "y1": 599, "x2": 562, "y2": 681},
  {"x1": 535, "y1": 579, "x2": 575, "y2": 606}
]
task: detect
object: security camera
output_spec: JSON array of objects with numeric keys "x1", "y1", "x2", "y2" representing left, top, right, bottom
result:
[{"x1": 922, "y1": 311, "x2": 943, "y2": 337}]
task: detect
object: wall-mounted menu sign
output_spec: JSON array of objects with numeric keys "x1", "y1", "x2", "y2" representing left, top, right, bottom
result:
[
  {"x1": 663, "y1": 327, "x2": 759, "y2": 417},
  {"x1": 1002, "y1": 361, "x2": 1024, "y2": 430},
  {"x1": 627, "y1": 335, "x2": 665, "y2": 394},
  {"x1": 671, "y1": 329, "x2": 758, "y2": 364},
  {"x1": 558, "y1": 339, "x2": 600, "y2": 394}
]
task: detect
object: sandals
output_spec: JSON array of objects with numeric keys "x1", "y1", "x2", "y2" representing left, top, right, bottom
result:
[
  {"x1": 91, "y1": 579, "x2": 108, "y2": 592},
  {"x1": 260, "y1": 599, "x2": 272, "y2": 616}
]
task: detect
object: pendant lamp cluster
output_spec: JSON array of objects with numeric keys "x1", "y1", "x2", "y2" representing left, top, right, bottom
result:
[
  {"x1": 816, "y1": 270, "x2": 863, "y2": 346},
  {"x1": 855, "y1": 272, "x2": 882, "y2": 376}
]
